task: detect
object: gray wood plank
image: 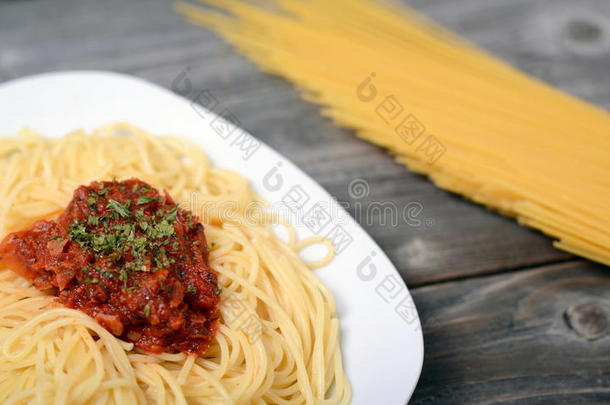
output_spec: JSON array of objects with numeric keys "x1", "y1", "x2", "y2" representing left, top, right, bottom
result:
[
  {"x1": 411, "y1": 260, "x2": 610, "y2": 404},
  {"x1": 0, "y1": 0, "x2": 607, "y2": 285}
]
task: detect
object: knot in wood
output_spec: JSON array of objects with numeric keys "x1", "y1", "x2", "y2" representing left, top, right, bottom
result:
[
  {"x1": 564, "y1": 302, "x2": 608, "y2": 341},
  {"x1": 566, "y1": 20, "x2": 603, "y2": 42}
]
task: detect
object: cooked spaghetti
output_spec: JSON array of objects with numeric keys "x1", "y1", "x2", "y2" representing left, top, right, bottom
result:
[
  {"x1": 0, "y1": 124, "x2": 350, "y2": 404},
  {"x1": 176, "y1": 0, "x2": 610, "y2": 267}
]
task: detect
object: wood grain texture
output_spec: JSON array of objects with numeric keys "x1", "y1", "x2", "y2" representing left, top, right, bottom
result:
[
  {"x1": 411, "y1": 260, "x2": 610, "y2": 404},
  {"x1": 0, "y1": 0, "x2": 608, "y2": 402}
]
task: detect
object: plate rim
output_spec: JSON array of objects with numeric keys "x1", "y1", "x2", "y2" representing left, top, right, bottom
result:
[{"x1": 0, "y1": 70, "x2": 424, "y2": 403}]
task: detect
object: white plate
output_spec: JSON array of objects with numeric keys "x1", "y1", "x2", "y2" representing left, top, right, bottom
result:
[{"x1": 0, "y1": 71, "x2": 423, "y2": 404}]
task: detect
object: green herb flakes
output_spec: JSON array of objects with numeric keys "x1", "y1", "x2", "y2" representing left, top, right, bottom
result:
[
  {"x1": 107, "y1": 199, "x2": 131, "y2": 218},
  {"x1": 137, "y1": 196, "x2": 156, "y2": 205}
]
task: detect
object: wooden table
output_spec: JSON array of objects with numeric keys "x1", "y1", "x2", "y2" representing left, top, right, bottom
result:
[{"x1": 1, "y1": 0, "x2": 609, "y2": 403}]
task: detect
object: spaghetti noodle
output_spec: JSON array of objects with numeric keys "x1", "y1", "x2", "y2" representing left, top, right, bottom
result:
[
  {"x1": 0, "y1": 123, "x2": 350, "y2": 404},
  {"x1": 176, "y1": 0, "x2": 610, "y2": 266}
]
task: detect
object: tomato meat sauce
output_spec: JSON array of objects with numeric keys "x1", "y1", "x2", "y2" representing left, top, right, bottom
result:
[{"x1": 0, "y1": 179, "x2": 220, "y2": 355}]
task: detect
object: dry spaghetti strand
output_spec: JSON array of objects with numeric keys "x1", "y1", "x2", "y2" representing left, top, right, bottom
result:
[{"x1": 176, "y1": 0, "x2": 610, "y2": 267}]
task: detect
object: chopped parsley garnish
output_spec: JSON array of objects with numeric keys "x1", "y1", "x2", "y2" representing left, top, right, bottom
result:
[
  {"x1": 64, "y1": 181, "x2": 214, "y2": 308},
  {"x1": 165, "y1": 205, "x2": 178, "y2": 222},
  {"x1": 68, "y1": 220, "x2": 91, "y2": 246},
  {"x1": 143, "y1": 304, "x2": 151, "y2": 317},
  {"x1": 107, "y1": 199, "x2": 131, "y2": 218},
  {"x1": 92, "y1": 234, "x2": 108, "y2": 252},
  {"x1": 133, "y1": 237, "x2": 147, "y2": 252},
  {"x1": 87, "y1": 196, "x2": 97, "y2": 208},
  {"x1": 154, "y1": 220, "x2": 175, "y2": 238},
  {"x1": 214, "y1": 287, "x2": 222, "y2": 295},
  {"x1": 137, "y1": 195, "x2": 157, "y2": 205},
  {"x1": 87, "y1": 215, "x2": 99, "y2": 226}
]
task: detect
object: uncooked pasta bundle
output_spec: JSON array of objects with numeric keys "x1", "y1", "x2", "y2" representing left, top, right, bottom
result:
[{"x1": 176, "y1": 0, "x2": 610, "y2": 266}]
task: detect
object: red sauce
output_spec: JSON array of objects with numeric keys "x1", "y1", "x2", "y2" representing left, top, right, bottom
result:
[{"x1": 0, "y1": 179, "x2": 220, "y2": 355}]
